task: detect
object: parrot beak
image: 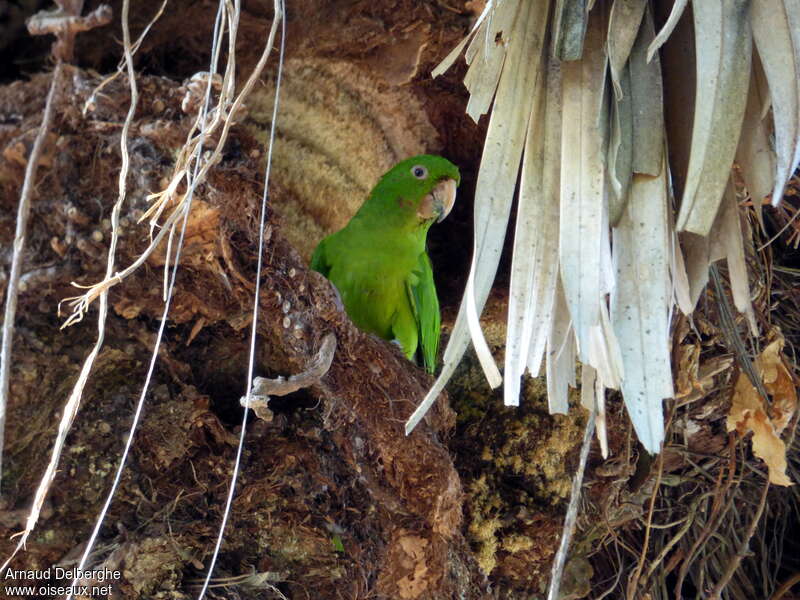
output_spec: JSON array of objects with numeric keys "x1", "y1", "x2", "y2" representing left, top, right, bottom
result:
[
  {"x1": 418, "y1": 178, "x2": 458, "y2": 223},
  {"x1": 434, "y1": 178, "x2": 457, "y2": 223}
]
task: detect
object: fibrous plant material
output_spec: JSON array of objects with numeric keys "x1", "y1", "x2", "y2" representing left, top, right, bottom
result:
[
  {"x1": 1, "y1": 0, "x2": 135, "y2": 577},
  {"x1": 0, "y1": 63, "x2": 63, "y2": 494},
  {"x1": 412, "y1": 2, "x2": 799, "y2": 595},
  {"x1": 0, "y1": 0, "x2": 111, "y2": 496},
  {"x1": 0, "y1": 0, "x2": 499, "y2": 589},
  {"x1": 410, "y1": 0, "x2": 798, "y2": 461},
  {"x1": 0, "y1": 62, "x2": 488, "y2": 597},
  {"x1": 2, "y1": 0, "x2": 799, "y2": 597},
  {"x1": 726, "y1": 333, "x2": 798, "y2": 486},
  {"x1": 25, "y1": 1, "x2": 112, "y2": 62}
]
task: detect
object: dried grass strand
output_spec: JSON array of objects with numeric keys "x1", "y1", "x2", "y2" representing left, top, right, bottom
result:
[
  {"x1": 0, "y1": 0, "x2": 142, "y2": 576},
  {"x1": 62, "y1": 0, "x2": 281, "y2": 323},
  {"x1": 64, "y1": 3, "x2": 227, "y2": 595},
  {"x1": 627, "y1": 446, "x2": 665, "y2": 598},
  {"x1": 0, "y1": 61, "x2": 63, "y2": 494},
  {"x1": 770, "y1": 571, "x2": 800, "y2": 600},
  {"x1": 82, "y1": 0, "x2": 170, "y2": 115},
  {"x1": 673, "y1": 436, "x2": 737, "y2": 597},
  {"x1": 195, "y1": 2, "x2": 285, "y2": 597},
  {"x1": 707, "y1": 480, "x2": 770, "y2": 600}
]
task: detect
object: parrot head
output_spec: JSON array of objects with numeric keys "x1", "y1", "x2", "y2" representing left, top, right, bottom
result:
[{"x1": 365, "y1": 155, "x2": 461, "y2": 228}]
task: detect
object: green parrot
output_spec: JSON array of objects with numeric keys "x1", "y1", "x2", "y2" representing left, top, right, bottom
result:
[{"x1": 310, "y1": 155, "x2": 460, "y2": 374}]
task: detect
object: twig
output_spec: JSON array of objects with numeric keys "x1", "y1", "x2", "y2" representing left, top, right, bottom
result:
[
  {"x1": 643, "y1": 491, "x2": 714, "y2": 584},
  {"x1": 770, "y1": 571, "x2": 800, "y2": 600},
  {"x1": 241, "y1": 334, "x2": 337, "y2": 420},
  {"x1": 757, "y1": 205, "x2": 800, "y2": 252},
  {"x1": 83, "y1": 0, "x2": 169, "y2": 114},
  {"x1": 0, "y1": 61, "x2": 63, "y2": 494},
  {"x1": 674, "y1": 433, "x2": 737, "y2": 597},
  {"x1": 627, "y1": 447, "x2": 665, "y2": 598},
  {"x1": 26, "y1": 6, "x2": 112, "y2": 38},
  {"x1": 710, "y1": 264, "x2": 768, "y2": 400},
  {"x1": 707, "y1": 480, "x2": 770, "y2": 599},
  {"x1": 546, "y1": 408, "x2": 595, "y2": 600},
  {"x1": 62, "y1": 0, "x2": 288, "y2": 326},
  {"x1": 27, "y1": 1, "x2": 112, "y2": 62},
  {"x1": 65, "y1": 2, "x2": 229, "y2": 596}
]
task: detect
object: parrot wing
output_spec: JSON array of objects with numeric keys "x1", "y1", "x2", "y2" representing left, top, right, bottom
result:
[{"x1": 406, "y1": 252, "x2": 441, "y2": 374}]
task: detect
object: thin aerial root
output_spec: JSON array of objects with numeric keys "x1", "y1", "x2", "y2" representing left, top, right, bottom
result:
[
  {"x1": 0, "y1": 61, "x2": 64, "y2": 495},
  {"x1": 197, "y1": 3, "x2": 286, "y2": 597},
  {"x1": 707, "y1": 480, "x2": 770, "y2": 600}
]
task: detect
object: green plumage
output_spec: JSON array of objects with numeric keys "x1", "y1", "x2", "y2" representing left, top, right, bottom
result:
[{"x1": 310, "y1": 155, "x2": 460, "y2": 373}]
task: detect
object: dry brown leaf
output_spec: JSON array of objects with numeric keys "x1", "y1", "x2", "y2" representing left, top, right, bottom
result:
[
  {"x1": 675, "y1": 344, "x2": 733, "y2": 407},
  {"x1": 3, "y1": 140, "x2": 28, "y2": 166},
  {"x1": 396, "y1": 533, "x2": 430, "y2": 599},
  {"x1": 728, "y1": 371, "x2": 763, "y2": 427},
  {"x1": 727, "y1": 369, "x2": 793, "y2": 486},
  {"x1": 675, "y1": 343, "x2": 700, "y2": 398},
  {"x1": 749, "y1": 410, "x2": 793, "y2": 487},
  {"x1": 756, "y1": 336, "x2": 798, "y2": 433}
]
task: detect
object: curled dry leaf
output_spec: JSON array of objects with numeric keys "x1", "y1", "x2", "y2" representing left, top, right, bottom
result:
[
  {"x1": 726, "y1": 334, "x2": 796, "y2": 486},
  {"x1": 674, "y1": 344, "x2": 733, "y2": 408},
  {"x1": 148, "y1": 199, "x2": 220, "y2": 268},
  {"x1": 756, "y1": 335, "x2": 798, "y2": 433}
]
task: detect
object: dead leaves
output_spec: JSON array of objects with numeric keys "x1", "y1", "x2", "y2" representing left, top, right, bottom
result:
[
  {"x1": 412, "y1": 0, "x2": 800, "y2": 460},
  {"x1": 674, "y1": 343, "x2": 733, "y2": 407},
  {"x1": 728, "y1": 375, "x2": 791, "y2": 486},
  {"x1": 759, "y1": 336, "x2": 798, "y2": 432},
  {"x1": 726, "y1": 335, "x2": 798, "y2": 486}
]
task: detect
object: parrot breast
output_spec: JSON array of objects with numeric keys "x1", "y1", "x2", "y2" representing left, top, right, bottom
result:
[{"x1": 325, "y1": 232, "x2": 421, "y2": 343}]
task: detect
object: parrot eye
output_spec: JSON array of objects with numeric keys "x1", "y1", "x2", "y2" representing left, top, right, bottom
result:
[{"x1": 411, "y1": 165, "x2": 428, "y2": 179}]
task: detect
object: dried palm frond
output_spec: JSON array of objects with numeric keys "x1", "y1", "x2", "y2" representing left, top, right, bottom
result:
[{"x1": 407, "y1": 0, "x2": 800, "y2": 458}]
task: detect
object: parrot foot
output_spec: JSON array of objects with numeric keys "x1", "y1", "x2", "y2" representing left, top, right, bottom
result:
[{"x1": 241, "y1": 333, "x2": 338, "y2": 421}]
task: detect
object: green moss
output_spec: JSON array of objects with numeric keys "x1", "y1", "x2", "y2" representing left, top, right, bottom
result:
[
  {"x1": 447, "y1": 306, "x2": 588, "y2": 587},
  {"x1": 502, "y1": 533, "x2": 534, "y2": 554}
]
